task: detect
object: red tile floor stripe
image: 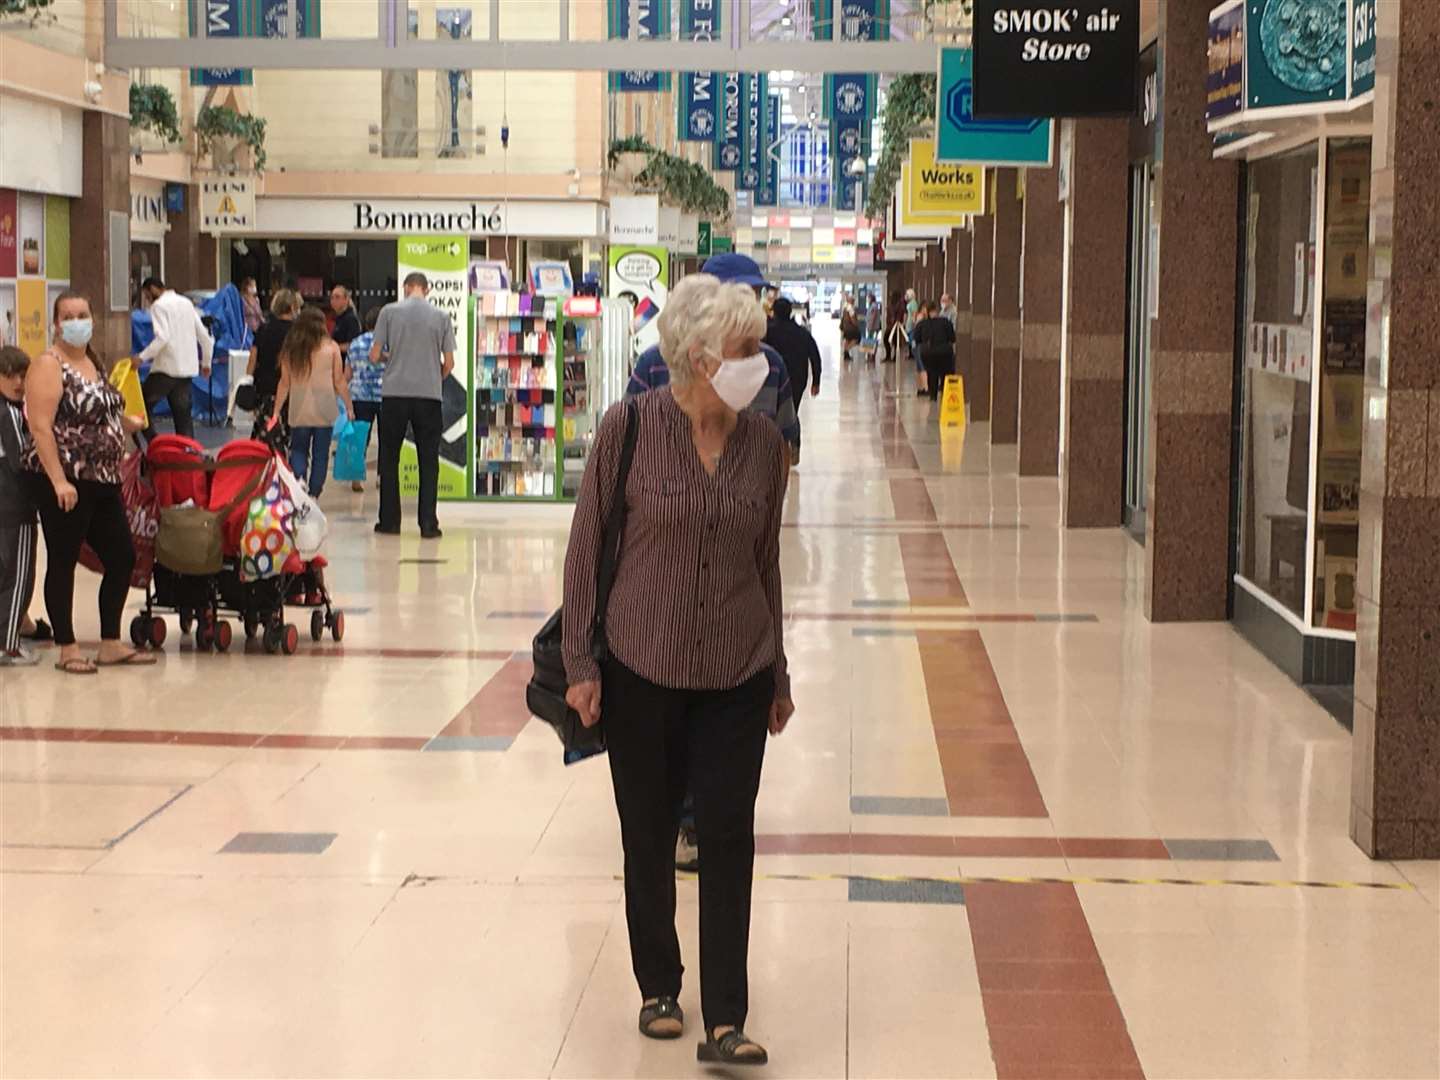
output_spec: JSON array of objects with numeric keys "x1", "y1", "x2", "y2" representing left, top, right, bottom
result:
[
  {"x1": 752, "y1": 833, "x2": 1171, "y2": 860},
  {"x1": 967, "y1": 882, "x2": 1146, "y2": 1079},
  {"x1": 435, "y1": 656, "x2": 536, "y2": 739}
]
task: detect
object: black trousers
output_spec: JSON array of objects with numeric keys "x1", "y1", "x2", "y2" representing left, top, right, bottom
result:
[
  {"x1": 602, "y1": 658, "x2": 772, "y2": 1031},
  {"x1": 142, "y1": 372, "x2": 194, "y2": 439},
  {"x1": 0, "y1": 522, "x2": 38, "y2": 652},
  {"x1": 352, "y1": 399, "x2": 381, "y2": 453},
  {"x1": 378, "y1": 396, "x2": 442, "y2": 531},
  {"x1": 30, "y1": 477, "x2": 135, "y2": 646},
  {"x1": 923, "y1": 352, "x2": 954, "y2": 401}
]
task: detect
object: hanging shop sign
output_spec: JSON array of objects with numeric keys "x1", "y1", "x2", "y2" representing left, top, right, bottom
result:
[
  {"x1": 1245, "y1": 0, "x2": 1347, "y2": 110},
  {"x1": 1350, "y1": 0, "x2": 1376, "y2": 98},
  {"x1": 396, "y1": 235, "x2": 470, "y2": 500},
  {"x1": 907, "y1": 138, "x2": 984, "y2": 216},
  {"x1": 679, "y1": 72, "x2": 720, "y2": 141},
  {"x1": 678, "y1": 214, "x2": 700, "y2": 256},
  {"x1": 680, "y1": 0, "x2": 720, "y2": 39},
  {"x1": 1206, "y1": 2, "x2": 1245, "y2": 122},
  {"x1": 658, "y1": 205, "x2": 682, "y2": 250},
  {"x1": 697, "y1": 220, "x2": 713, "y2": 256},
  {"x1": 609, "y1": 245, "x2": 670, "y2": 357},
  {"x1": 894, "y1": 176, "x2": 954, "y2": 238},
  {"x1": 610, "y1": 194, "x2": 661, "y2": 244},
  {"x1": 970, "y1": 0, "x2": 1139, "y2": 117},
  {"x1": 607, "y1": 0, "x2": 672, "y2": 92},
  {"x1": 199, "y1": 176, "x2": 256, "y2": 233},
  {"x1": 713, "y1": 73, "x2": 745, "y2": 171},
  {"x1": 935, "y1": 48, "x2": 1053, "y2": 167},
  {"x1": 130, "y1": 180, "x2": 170, "y2": 243}
]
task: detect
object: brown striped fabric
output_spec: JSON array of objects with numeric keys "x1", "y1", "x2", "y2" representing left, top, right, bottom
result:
[{"x1": 563, "y1": 387, "x2": 790, "y2": 699}]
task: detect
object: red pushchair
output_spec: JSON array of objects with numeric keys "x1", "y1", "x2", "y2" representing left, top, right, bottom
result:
[{"x1": 131, "y1": 433, "x2": 344, "y2": 655}]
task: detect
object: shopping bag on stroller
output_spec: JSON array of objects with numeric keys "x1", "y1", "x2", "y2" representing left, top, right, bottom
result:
[
  {"x1": 333, "y1": 419, "x2": 370, "y2": 483},
  {"x1": 79, "y1": 450, "x2": 157, "y2": 589}
]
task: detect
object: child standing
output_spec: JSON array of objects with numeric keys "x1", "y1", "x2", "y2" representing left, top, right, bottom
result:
[
  {"x1": 0, "y1": 346, "x2": 40, "y2": 666},
  {"x1": 345, "y1": 306, "x2": 384, "y2": 493}
]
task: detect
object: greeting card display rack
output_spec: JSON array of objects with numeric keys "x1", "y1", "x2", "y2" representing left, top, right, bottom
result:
[{"x1": 473, "y1": 291, "x2": 563, "y2": 499}]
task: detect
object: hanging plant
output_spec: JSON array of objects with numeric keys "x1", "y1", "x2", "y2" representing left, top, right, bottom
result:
[
  {"x1": 129, "y1": 84, "x2": 182, "y2": 145},
  {"x1": 634, "y1": 151, "x2": 730, "y2": 221},
  {"x1": 607, "y1": 136, "x2": 657, "y2": 170},
  {"x1": 0, "y1": 0, "x2": 55, "y2": 22},
  {"x1": 866, "y1": 73, "x2": 936, "y2": 218},
  {"x1": 195, "y1": 104, "x2": 268, "y2": 173}
]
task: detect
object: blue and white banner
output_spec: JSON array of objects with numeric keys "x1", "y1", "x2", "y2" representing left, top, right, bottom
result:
[
  {"x1": 608, "y1": 0, "x2": 672, "y2": 93},
  {"x1": 739, "y1": 73, "x2": 767, "y2": 191},
  {"x1": 810, "y1": 0, "x2": 889, "y2": 40},
  {"x1": 755, "y1": 93, "x2": 781, "y2": 207},
  {"x1": 680, "y1": 0, "x2": 720, "y2": 39},
  {"x1": 713, "y1": 73, "x2": 744, "y2": 171},
  {"x1": 827, "y1": 73, "x2": 873, "y2": 163},
  {"x1": 679, "y1": 72, "x2": 719, "y2": 141},
  {"x1": 191, "y1": 0, "x2": 320, "y2": 87}
]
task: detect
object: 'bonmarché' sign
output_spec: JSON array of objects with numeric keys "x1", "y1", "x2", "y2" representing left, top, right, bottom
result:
[{"x1": 354, "y1": 202, "x2": 503, "y2": 233}]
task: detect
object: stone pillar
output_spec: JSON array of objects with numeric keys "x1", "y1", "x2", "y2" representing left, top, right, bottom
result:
[
  {"x1": 991, "y1": 167, "x2": 1023, "y2": 444},
  {"x1": 1144, "y1": 1, "x2": 1240, "y2": 619},
  {"x1": 950, "y1": 227, "x2": 973, "y2": 403},
  {"x1": 164, "y1": 185, "x2": 218, "y2": 293},
  {"x1": 1019, "y1": 163, "x2": 1063, "y2": 476},
  {"x1": 969, "y1": 211, "x2": 995, "y2": 422},
  {"x1": 71, "y1": 112, "x2": 130, "y2": 360},
  {"x1": 1350, "y1": 0, "x2": 1440, "y2": 860},
  {"x1": 1060, "y1": 119, "x2": 1128, "y2": 527}
]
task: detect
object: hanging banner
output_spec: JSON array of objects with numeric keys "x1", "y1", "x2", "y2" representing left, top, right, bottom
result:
[
  {"x1": 680, "y1": 0, "x2": 721, "y2": 39},
  {"x1": 190, "y1": 0, "x2": 320, "y2": 87},
  {"x1": 827, "y1": 72, "x2": 874, "y2": 165},
  {"x1": 395, "y1": 236, "x2": 470, "y2": 500},
  {"x1": 608, "y1": 0, "x2": 672, "y2": 92},
  {"x1": 436, "y1": 8, "x2": 474, "y2": 159},
  {"x1": 697, "y1": 220, "x2": 713, "y2": 256},
  {"x1": 609, "y1": 246, "x2": 671, "y2": 357},
  {"x1": 908, "y1": 138, "x2": 984, "y2": 215},
  {"x1": 713, "y1": 73, "x2": 744, "y2": 171},
  {"x1": 679, "y1": 72, "x2": 720, "y2": 141},
  {"x1": 900, "y1": 165, "x2": 968, "y2": 228},
  {"x1": 811, "y1": 0, "x2": 890, "y2": 40},
  {"x1": 756, "y1": 93, "x2": 781, "y2": 208},
  {"x1": 971, "y1": 0, "x2": 1139, "y2": 117},
  {"x1": 935, "y1": 47, "x2": 1053, "y2": 166},
  {"x1": 739, "y1": 73, "x2": 768, "y2": 192},
  {"x1": 1350, "y1": 0, "x2": 1377, "y2": 98},
  {"x1": 1206, "y1": 2, "x2": 1245, "y2": 122},
  {"x1": 1244, "y1": 0, "x2": 1347, "y2": 110}
]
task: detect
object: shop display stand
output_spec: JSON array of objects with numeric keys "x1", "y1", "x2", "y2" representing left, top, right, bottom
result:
[
  {"x1": 559, "y1": 296, "x2": 636, "y2": 500},
  {"x1": 472, "y1": 291, "x2": 563, "y2": 499}
]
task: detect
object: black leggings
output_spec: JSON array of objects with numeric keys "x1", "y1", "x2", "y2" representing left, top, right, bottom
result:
[{"x1": 30, "y1": 476, "x2": 135, "y2": 646}]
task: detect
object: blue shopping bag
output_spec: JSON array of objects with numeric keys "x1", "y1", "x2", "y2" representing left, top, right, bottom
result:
[{"x1": 333, "y1": 419, "x2": 371, "y2": 483}]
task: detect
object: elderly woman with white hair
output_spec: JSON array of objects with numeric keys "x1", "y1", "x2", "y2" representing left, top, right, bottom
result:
[{"x1": 562, "y1": 274, "x2": 793, "y2": 1067}]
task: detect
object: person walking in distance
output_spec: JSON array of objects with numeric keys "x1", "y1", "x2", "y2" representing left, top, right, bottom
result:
[
  {"x1": 137, "y1": 277, "x2": 212, "y2": 440},
  {"x1": 913, "y1": 302, "x2": 958, "y2": 402},
  {"x1": 370, "y1": 272, "x2": 454, "y2": 539},
  {"x1": 765, "y1": 297, "x2": 822, "y2": 418}
]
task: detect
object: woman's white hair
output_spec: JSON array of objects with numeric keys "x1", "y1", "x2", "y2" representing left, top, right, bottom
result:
[{"x1": 657, "y1": 274, "x2": 766, "y2": 387}]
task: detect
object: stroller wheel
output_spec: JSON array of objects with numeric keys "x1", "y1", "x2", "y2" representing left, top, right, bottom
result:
[
  {"x1": 195, "y1": 621, "x2": 215, "y2": 653},
  {"x1": 310, "y1": 610, "x2": 325, "y2": 642},
  {"x1": 244, "y1": 615, "x2": 259, "y2": 641},
  {"x1": 149, "y1": 617, "x2": 168, "y2": 649},
  {"x1": 281, "y1": 624, "x2": 300, "y2": 656},
  {"x1": 179, "y1": 610, "x2": 194, "y2": 636},
  {"x1": 263, "y1": 626, "x2": 282, "y2": 655},
  {"x1": 130, "y1": 616, "x2": 148, "y2": 649},
  {"x1": 214, "y1": 620, "x2": 233, "y2": 652},
  {"x1": 330, "y1": 610, "x2": 346, "y2": 643}
]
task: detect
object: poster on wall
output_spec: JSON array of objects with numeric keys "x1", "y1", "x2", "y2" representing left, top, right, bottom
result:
[
  {"x1": 435, "y1": 9, "x2": 473, "y2": 159},
  {"x1": 16, "y1": 279, "x2": 47, "y2": 356},
  {"x1": 17, "y1": 193, "x2": 44, "y2": 277},
  {"x1": 0, "y1": 189, "x2": 16, "y2": 278},
  {"x1": 396, "y1": 235, "x2": 471, "y2": 500},
  {"x1": 608, "y1": 246, "x2": 669, "y2": 358}
]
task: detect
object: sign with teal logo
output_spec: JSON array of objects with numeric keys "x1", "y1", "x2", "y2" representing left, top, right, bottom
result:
[
  {"x1": 935, "y1": 47, "x2": 1053, "y2": 167},
  {"x1": 1245, "y1": 0, "x2": 1347, "y2": 109}
]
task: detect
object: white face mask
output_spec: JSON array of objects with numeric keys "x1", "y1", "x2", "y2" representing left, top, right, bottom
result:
[{"x1": 706, "y1": 352, "x2": 768, "y2": 413}]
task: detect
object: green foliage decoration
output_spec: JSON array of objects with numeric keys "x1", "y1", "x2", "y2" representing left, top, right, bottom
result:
[
  {"x1": 129, "y1": 84, "x2": 183, "y2": 145},
  {"x1": 866, "y1": 73, "x2": 936, "y2": 219},
  {"x1": 195, "y1": 105, "x2": 268, "y2": 174}
]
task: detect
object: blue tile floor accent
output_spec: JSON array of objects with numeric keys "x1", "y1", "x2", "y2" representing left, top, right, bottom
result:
[
  {"x1": 852, "y1": 627, "x2": 920, "y2": 638},
  {"x1": 1164, "y1": 838, "x2": 1281, "y2": 861},
  {"x1": 850, "y1": 795, "x2": 951, "y2": 817},
  {"x1": 1034, "y1": 614, "x2": 1101, "y2": 623},
  {"x1": 423, "y1": 736, "x2": 516, "y2": 752},
  {"x1": 220, "y1": 832, "x2": 337, "y2": 855},
  {"x1": 848, "y1": 878, "x2": 965, "y2": 905}
]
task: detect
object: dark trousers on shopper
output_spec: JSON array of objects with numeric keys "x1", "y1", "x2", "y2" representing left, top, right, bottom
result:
[
  {"x1": 378, "y1": 396, "x2": 442, "y2": 532},
  {"x1": 0, "y1": 522, "x2": 38, "y2": 652},
  {"x1": 602, "y1": 658, "x2": 772, "y2": 1031},
  {"x1": 141, "y1": 372, "x2": 194, "y2": 440},
  {"x1": 29, "y1": 477, "x2": 135, "y2": 646},
  {"x1": 352, "y1": 400, "x2": 381, "y2": 453},
  {"x1": 922, "y1": 352, "x2": 954, "y2": 401}
]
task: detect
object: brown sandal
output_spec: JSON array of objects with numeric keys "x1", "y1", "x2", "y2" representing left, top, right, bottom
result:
[
  {"x1": 54, "y1": 657, "x2": 97, "y2": 676},
  {"x1": 94, "y1": 650, "x2": 158, "y2": 667}
]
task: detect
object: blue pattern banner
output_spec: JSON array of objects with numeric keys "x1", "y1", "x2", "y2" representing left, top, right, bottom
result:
[
  {"x1": 680, "y1": 0, "x2": 720, "y2": 39},
  {"x1": 713, "y1": 73, "x2": 744, "y2": 171},
  {"x1": 739, "y1": 73, "x2": 768, "y2": 191},
  {"x1": 191, "y1": 0, "x2": 321, "y2": 87},
  {"x1": 608, "y1": 0, "x2": 672, "y2": 93},
  {"x1": 810, "y1": 0, "x2": 889, "y2": 40},
  {"x1": 755, "y1": 93, "x2": 781, "y2": 207},
  {"x1": 678, "y1": 72, "x2": 720, "y2": 141}
]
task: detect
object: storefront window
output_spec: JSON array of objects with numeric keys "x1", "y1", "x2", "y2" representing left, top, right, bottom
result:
[{"x1": 1238, "y1": 144, "x2": 1320, "y2": 617}]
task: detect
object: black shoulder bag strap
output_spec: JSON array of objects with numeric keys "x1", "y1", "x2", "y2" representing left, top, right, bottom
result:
[{"x1": 589, "y1": 400, "x2": 640, "y2": 663}]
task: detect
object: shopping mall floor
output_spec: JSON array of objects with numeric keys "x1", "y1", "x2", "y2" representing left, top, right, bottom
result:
[{"x1": 2, "y1": 327, "x2": 1437, "y2": 1080}]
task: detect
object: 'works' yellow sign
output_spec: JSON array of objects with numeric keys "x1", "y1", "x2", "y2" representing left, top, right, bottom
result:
[{"x1": 908, "y1": 138, "x2": 985, "y2": 216}]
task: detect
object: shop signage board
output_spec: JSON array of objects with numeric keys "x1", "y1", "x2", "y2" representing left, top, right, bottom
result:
[
  {"x1": 253, "y1": 198, "x2": 602, "y2": 239},
  {"x1": 609, "y1": 245, "x2": 670, "y2": 357},
  {"x1": 713, "y1": 73, "x2": 744, "y2": 171},
  {"x1": 970, "y1": 0, "x2": 1139, "y2": 117},
  {"x1": 678, "y1": 214, "x2": 700, "y2": 256},
  {"x1": 658, "y1": 206, "x2": 682, "y2": 250},
  {"x1": 908, "y1": 138, "x2": 984, "y2": 216},
  {"x1": 679, "y1": 72, "x2": 720, "y2": 141},
  {"x1": 396, "y1": 235, "x2": 470, "y2": 500},
  {"x1": 711, "y1": 235, "x2": 734, "y2": 253},
  {"x1": 607, "y1": 0, "x2": 671, "y2": 92},
  {"x1": 935, "y1": 48, "x2": 1054, "y2": 167},
  {"x1": 1206, "y1": 2, "x2": 1245, "y2": 122},
  {"x1": 697, "y1": 220, "x2": 713, "y2": 256},
  {"x1": 199, "y1": 177, "x2": 256, "y2": 233},
  {"x1": 1350, "y1": 0, "x2": 1376, "y2": 97},
  {"x1": 894, "y1": 178, "x2": 954, "y2": 238},
  {"x1": 1245, "y1": 0, "x2": 1348, "y2": 110},
  {"x1": 610, "y1": 195, "x2": 661, "y2": 244}
]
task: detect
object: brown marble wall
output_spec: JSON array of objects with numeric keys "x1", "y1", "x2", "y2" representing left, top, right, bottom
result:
[
  {"x1": 991, "y1": 169, "x2": 1024, "y2": 444},
  {"x1": 1144, "y1": 0, "x2": 1239, "y2": 621},
  {"x1": 950, "y1": 228, "x2": 973, "y2": 404},
  {"x1": 1351, "y1": 0, "x2": 1440, "y2": 860},
  {"x1": 164, "y1": 186, "x2": 218, "y2": 293},
  {"x1": 969, "y1": 213, "x2": 995, "y2": 422},
  {"x1": 1020, "y1": 163, "x2": 1063, "y2": 476},
  {"x1": 72, "y1": 112, "x2": 131, "y2": 360},
  {"x1": 1062, "y1": 119, "x2": 1129, "y2": 527}
]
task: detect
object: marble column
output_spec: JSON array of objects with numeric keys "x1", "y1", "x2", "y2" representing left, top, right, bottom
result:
[
  {"x1": 991, "y1": 168, "x2": 1024, "y2": 444},
  {"x1": 968, "y1": 211, "x2": 995, "y2": 422},
  {"x1": 1060, "y1": 118, "x2": 1129, "y2": 527},
  {"x1": 950, "y1": 227, "x2": 973, "y2": 405},
  {"x1": 1019, "y1": 163, "x2": 1063, "y2": 477},
  {"x1": 164, "y1": 185, "x2": 218, "y2": 293},
  {"x1": 1350, "y1": 0, "x2": 1440, "y2": 860},
  {"x1": 71, "y1": 111, "x2": 130, "y2": 359},
  {"x1": 1144, "y1": 0, "x2": 1240, "y2": 620}
]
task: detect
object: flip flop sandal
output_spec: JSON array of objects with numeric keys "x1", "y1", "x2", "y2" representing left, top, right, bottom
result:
[
  {"x1": 638, "y1": 997, "x2": 684, "y2": 1040},
  {"x1": 22, "y1": 620, "x2": 53, "y2": 642},
  {"x1": 54, "y1": 657, "x2": 97, "y2": 676},
  {"x1": 94, "y1": 651, "x2": 159, "y2": 668},
  {"x1": 697, "y1": 1028, "x2": 768, "y2": 1067}
]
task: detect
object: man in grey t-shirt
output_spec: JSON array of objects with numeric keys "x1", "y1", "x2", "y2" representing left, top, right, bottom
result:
[{"x1": 370, "y1": 272, "x2": 456, "y2": 539}]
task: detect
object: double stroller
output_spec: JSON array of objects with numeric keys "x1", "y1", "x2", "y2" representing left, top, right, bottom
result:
[{"x1": 127, "y1": 432, "x2": 344, "y2": 655}]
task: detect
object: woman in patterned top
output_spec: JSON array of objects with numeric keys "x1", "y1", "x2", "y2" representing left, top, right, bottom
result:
[
  {"x1": 562, "y1": 275, "x2": 793, "y2": 1067},
  {"x1": 25, "y1": 292, "x2": 154, "y2": 674}
]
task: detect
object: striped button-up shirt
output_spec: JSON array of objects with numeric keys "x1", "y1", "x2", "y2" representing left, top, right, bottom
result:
[{"x1": 563, "y1": 388, "x2": 790, "y2": 699}]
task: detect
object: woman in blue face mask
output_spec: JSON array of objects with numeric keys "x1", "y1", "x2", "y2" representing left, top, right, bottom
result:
[
  {"x1": 560, "y1": 274, "x2": 794, "y2": 1067},
  {"x1": 24, "y1": 292, "x2": 153, "y2": 675}
]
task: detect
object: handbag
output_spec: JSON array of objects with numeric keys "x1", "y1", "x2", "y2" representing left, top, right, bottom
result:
[
  {"x1": 333, "y1": 419, "x2": 370, "y2": 483},
  {"x1": 526, "y1": 400, "x2": 639, "y2": 760},
  {"x1": 156, "y1": 464, "x2": 268, "y2": 576}
]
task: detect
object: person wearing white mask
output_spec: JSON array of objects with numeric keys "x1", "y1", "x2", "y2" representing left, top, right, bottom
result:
[{"x1": 561, "y1": 274, "x2": 792, "y2": 1067}]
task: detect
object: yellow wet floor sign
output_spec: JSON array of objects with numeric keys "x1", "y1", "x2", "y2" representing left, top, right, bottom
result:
[{"x1": 939, "y1": 374, "x2": 966, "y2": 427}]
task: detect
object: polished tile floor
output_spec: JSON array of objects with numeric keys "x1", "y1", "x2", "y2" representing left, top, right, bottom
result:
[{"x1": 2, "y1": 325, "x2": 1437, "y2": 1079}]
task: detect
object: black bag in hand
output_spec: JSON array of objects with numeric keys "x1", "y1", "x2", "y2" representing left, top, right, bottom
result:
[{"x1": 526, "y1": 401, "x2": 639, "y2": 758}]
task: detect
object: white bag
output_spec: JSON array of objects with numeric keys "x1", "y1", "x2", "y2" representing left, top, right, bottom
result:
[{"x1": 275, "y1": 461, "x2": 329, "y2": 560}]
